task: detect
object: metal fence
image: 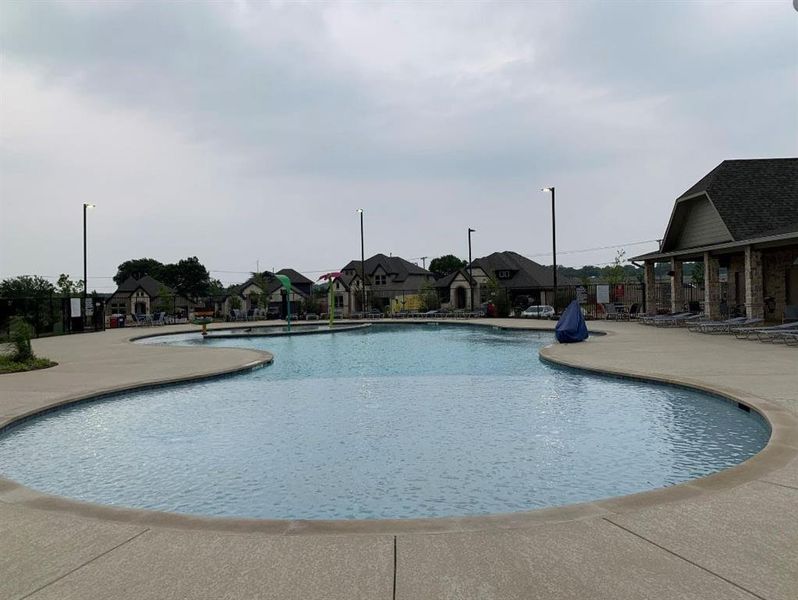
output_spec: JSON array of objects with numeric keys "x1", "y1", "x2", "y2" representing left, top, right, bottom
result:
[{"x1": 0, "y1": 295, "x2": 106, "y2": 338}]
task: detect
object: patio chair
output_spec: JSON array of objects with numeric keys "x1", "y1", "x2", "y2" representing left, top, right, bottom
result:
[
  {"x1": 603, "y1": 303, "x2": 621, "y2": 320},
  {"x1": 151, "y1": 312, "x2": 166, "y2": 326}
]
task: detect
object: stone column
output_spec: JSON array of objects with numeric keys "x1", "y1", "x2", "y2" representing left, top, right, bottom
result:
[
  {"x1": 644, "y1": 261, "x2": 656, "y2": 315},
  {"x1": 670, "y1": 258, "x2": 684, "y2": 314},
  {"x1": 744, "y1": 246, "x2": 764, "y2": 319},
  {"x1": 704, "y1": 252, "x2": 720, "y2": 319}
]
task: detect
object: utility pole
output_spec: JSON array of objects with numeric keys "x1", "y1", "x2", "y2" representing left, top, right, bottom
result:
[{"x1": 468, "y1": 228, "x2": 475, "y2": 310}]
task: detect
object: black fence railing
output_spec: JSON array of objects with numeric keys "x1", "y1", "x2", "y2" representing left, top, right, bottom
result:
[{"x1": 0, "y1": 295, "x2": 106, "y2": 338}]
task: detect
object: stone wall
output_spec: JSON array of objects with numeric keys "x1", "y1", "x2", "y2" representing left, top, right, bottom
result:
[{"x1": 763, "y1": 246, "x2": 798, "y2": 320}]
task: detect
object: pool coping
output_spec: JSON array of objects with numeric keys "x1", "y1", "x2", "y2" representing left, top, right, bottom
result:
[{"x1": 0, "y1": 319, "x2": 796, "y2": 536}]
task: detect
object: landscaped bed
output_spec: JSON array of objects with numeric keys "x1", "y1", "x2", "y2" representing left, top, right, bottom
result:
[{"x1": 0, "y1": 355, "x2": 57, "y2": 374}]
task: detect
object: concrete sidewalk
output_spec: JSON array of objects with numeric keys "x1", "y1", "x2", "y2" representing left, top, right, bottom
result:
[{"x1": 1, "y1": 320, "x2": 796, "y2": 599}]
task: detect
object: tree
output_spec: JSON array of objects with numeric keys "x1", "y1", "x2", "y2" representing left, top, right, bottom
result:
[
  {"x1": 154, "y1": 284, "x2": 174, "y2": 314},
  {"x1": 689, "y1": 262, "x2": 704, "y2": 285},
  {"x1": 114, "y1": 258, "x2": 165, "y2": 285},
  {"x1": 429, "y1": 255, "x2": 467, "y2": 279},
  {"x1": 604, "y1": 250, "x2": 627, "y2": 285},
  {"x1": 169, "y1": 257, "x2": 211, "y2": 299},
  {"x1": 419, "y1": 281, "x2": 440, "y2": 311},
  {"x1": 56, "y1": 274, "x2": 83, "y2": 296},
  {"x1": 0, "y1": 275, "x2": 55, "y2": 298},
  {"x1": 484, "y1": 276, "x2": 511, "y2": 317},
  {"x1": 208, "y1": 278, "x2": 225, "y2": 296}
]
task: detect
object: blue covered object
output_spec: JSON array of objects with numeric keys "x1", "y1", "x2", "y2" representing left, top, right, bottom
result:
[{"x1": 555, "y1": 300, "x2": 589, "y2": 343}]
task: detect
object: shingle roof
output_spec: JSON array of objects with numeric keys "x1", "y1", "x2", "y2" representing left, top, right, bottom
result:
[
  {"x1": 473, "y1": 251, "x2": 578, "y2": 288},
  {"x1": 114, "y1": 275, "x2": 173, "y2": 298},
  {"x1": 231, "y1": 269, "x2": 311, "y2": 298},
  {"x1": 676, "y1": 158, "x2": 798, "y2": 241},
  {"x1": 277, "y1": 268, "x2": 313, "y2": 285},
  {"x1": 342, "y1": 254, "x2": 431, "y2": 282},
  {"x1": 433, "y1": 269, "x2": 474, "y2": 288}
]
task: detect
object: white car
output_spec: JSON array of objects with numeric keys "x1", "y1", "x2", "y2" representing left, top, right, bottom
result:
[{"x1": 521, "y1": 305, "x2": 555, "y2": 319}]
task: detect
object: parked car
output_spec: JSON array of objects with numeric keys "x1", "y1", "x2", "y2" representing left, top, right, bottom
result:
[{"x1": 521, "y1": 305, "x2": 555, "y2": 319}]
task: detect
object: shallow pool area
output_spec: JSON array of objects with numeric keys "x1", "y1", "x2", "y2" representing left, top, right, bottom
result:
[{"x1": 0, "y1": 324, "x2": 770, "y2": 520}]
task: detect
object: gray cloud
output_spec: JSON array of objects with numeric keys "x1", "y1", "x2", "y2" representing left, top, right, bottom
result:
[{"x1": 1, "y1": 0, "x2": 796, "y2": 288}]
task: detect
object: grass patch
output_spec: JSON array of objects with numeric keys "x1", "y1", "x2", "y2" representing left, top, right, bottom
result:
[{"x1": 0, "y1": 355, "x2": 57, "y2": 374}]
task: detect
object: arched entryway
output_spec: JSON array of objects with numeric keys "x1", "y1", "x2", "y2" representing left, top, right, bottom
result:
[{"x1": 455, "y1": 286, "x2": 466, "y2": 309}]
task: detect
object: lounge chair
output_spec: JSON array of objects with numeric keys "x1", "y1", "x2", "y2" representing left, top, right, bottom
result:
[
  {"x1": 782, "y1": 332, "x2": 798, "y2": 346},
  {"x1": 692, "y1": 317, "x2": 764, "y2": 333},
  {"x1": 151, "y1": 312, "x2": 166, "y2": 326},
  {"x1": 638, "y1": 312, "x2": 687, "y2": 325},
  {"x1": 735, "y1": 321, "x2": 798, "y2": 341}
]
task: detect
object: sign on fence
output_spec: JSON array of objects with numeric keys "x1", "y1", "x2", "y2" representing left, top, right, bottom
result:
[
  {"x1": 596, "y1": 285, "x2": 610, "y2": 304},
  {"x1": 70, "y1": 297, "x2": 81, "y2": 318}
]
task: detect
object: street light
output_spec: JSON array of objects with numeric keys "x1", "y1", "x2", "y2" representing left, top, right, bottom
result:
[
  {"x1": 540, "y1": 187, "x2": 557, "y2": 309},
  {"x1": 83, "y1": 203, "x2": 96, "y2": 326},
  {"x1": 357, "y1": 208, "x2": 366, "y2": 312},
  {"x1": 468, "y1": 228, "x2": 476, "y2": 310}
]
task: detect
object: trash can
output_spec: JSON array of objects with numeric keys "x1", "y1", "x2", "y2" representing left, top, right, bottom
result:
[
  {"x1": 109, "y1": 315, "x2": 119, "y2": 329},
  {"x1": 118, "y1": 314, "x2": 126, "y2": 328}
]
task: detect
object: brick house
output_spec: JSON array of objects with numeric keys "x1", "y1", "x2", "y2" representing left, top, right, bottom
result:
[
  {"x1": 341, "y1": 254, "x2": 433, "y2": 312},
  {"x1": 633, "y1": 158, "x2": 798, "y2": 320},
  {"x1": 107, "y1": 275, "x2": 193, "y2": 316}
]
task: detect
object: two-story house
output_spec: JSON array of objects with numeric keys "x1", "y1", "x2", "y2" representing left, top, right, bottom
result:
[{"x1": 341, "y1": 254, "x2": 433, "y2": 313}]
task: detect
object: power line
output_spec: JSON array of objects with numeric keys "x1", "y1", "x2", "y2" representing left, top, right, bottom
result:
[
  {"x1": 521, "y1": 239, "x2": 659, "y2": 260},
  {"x1": 2, "y1": 239, "x2": 661, "y2": 285}
]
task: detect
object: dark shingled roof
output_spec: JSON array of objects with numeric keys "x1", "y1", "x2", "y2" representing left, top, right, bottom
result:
[
  {"x1": 472, "y1": 251, "x2": 579, "y2": 288},
  {"x1": 114, "y1": 275, "x2": 173, "y2": 298},
  {"x1": 676, "y1": 158, "x2": 798, "y2": 241},
  {"x1": 433, "y1": 269, "x2": 474, "y2": 288},
  {"x1": 277, "y1": 268, "x2": 313, "y2": 285},
  {"x1": 341, "y1": 254, "x2": 431, "y2": 282}
]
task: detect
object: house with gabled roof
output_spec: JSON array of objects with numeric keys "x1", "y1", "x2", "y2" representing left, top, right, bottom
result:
[
  {"x1": 341, "y1": 253, "x2": 433, "y2": 312},
  {"x1": 435, "y1": 251, "x2": 578, "y2": 310},
  {"x1": 220, "y1": 269, "x2": 312, "y2": 318},
  {"x1": 633, "y1": 158, "x2": 798, "y2": 320},
  {"x1": 107, "y1": 275, "x2": 192, "y2": 316}
]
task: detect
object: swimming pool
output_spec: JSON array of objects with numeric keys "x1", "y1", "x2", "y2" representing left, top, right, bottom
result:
[{"x1": 0, "y1": 324, "x2": 769, "y2": 520}]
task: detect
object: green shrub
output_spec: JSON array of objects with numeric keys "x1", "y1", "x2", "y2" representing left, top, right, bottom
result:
[{"x1": 10, "y1": 317, "x2": 34, "y2": 362}]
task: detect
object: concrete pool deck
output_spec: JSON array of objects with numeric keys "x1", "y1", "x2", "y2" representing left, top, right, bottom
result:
[{"x1": 1, "y1": 320, "x2": 796, "y2": 599}]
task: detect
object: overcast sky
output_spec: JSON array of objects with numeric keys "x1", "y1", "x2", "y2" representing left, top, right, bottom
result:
[{"x1": 1, "y1": 0, "x2": 796, "y2": 290}]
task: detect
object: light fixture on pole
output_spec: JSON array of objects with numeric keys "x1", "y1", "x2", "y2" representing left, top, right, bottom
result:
[
  {"x1": 357, "y1": 209, "x2": 366, "y2": 312},
  {"x1": 540, "y1": 187, "x2": 557, "y2": 309},
  {"x1": 468, "y1": 228, "x2": 476, "y2": 310},
  {"x1": 83, "y1": 203, "x2": 96, "y2": 326}
]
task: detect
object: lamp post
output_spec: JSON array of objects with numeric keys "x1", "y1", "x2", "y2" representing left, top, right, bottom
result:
[
  {"x1": 357, "y1": 208, "x2": 366, "y2": 312},
  {"x1": 540, "y1": 187, "x2": 557, "y2": 309},
  {"x1": 83, "y1": 203, "x2": 96, "y2": 325},
  {"x1": 468, "y1": 228, "x2": 475, "y2": 309}
]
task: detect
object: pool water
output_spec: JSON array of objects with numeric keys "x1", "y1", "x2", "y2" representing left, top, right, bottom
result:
[{"x1": 0, "y1": 325, "x2": 769, "y2": 520}]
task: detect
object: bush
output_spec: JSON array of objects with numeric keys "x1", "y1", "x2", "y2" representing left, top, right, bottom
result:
[{"x1": 10, "y1": 317, "x2": 34, "y2": 362}]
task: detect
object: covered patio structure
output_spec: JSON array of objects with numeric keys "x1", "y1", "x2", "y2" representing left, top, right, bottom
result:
[{"x1": 634, "y1": 158, "x2": 798, "y2": 321}]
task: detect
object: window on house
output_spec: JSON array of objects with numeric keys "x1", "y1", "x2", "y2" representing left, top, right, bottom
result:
[
  {"x1": 497, "y1": 270, "x2": 511, "y2": 279},
  {"x1": 375, "y1": 275, "x2": 387, "y2": 285},
  {"x1": 335, "y1": 295, "x2": 344, "y2": 308}
]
